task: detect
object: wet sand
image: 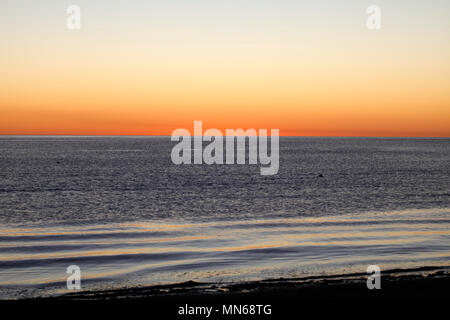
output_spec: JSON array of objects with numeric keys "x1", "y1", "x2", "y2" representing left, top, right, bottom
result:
[
  {"x1": 37, "y1": 266, "x2": 450, "y2": 301},
  {"x1": 2, "y1": 267, "x2": 447, "y2": 318}
]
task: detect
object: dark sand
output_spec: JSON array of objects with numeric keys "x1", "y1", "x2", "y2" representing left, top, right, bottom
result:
[
  {"x1": 3, "y1": 266, "x2": 448, "y2": 318},
  {"x1": 45, "y1": 266, "x2": 448, "y2": 301}
]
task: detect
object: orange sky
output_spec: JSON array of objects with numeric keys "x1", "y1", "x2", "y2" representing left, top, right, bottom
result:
[{"x1": 1, "y1": 1, "x2": 449, "y2": 137}]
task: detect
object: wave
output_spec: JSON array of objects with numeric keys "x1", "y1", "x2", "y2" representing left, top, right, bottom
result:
[{"x1": 0, "y1": 208, "x2": 449, "y2": 299}]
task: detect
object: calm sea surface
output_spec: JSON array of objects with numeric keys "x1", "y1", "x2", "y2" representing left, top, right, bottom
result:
[{"x1": 0, "y1": 137, "x2": 449, "y2": 298}]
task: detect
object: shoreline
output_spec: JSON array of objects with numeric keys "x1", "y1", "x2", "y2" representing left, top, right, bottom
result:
[
  {"x1": 31, "y1": 265, "x2": 450, "y2": 301},
  {"x1": 2, "y1": 266, "x2": 449, "y2": 318}
]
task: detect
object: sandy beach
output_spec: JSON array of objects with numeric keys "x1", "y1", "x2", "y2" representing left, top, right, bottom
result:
[
  {"x1": 31, "y1": 266, "x2": 450, "y2": 301},
  {"x1": 1, "y1": 266, "x2": 444, "y2": 318}
]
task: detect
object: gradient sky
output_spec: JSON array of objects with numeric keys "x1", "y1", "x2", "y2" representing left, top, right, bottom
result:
[{"x1": 1, "y1": 0, "x2": 449, "y2": 136}]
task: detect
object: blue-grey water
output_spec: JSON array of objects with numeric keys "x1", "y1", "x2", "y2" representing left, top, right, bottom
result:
[{"x1": 0, "y1": 137, "x2": 449, "y2": 299}]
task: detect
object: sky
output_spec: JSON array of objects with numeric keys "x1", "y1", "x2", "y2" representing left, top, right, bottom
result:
[{"x1": 0, "y1": 0, "x2": 449, "y2": 136}]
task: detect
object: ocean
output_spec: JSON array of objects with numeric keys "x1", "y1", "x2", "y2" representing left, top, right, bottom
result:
[{"x1": 0, "y1": 136, "x2": 449, "y2": 299}]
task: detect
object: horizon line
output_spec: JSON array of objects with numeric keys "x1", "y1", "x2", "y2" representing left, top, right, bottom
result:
[{"x1": 0, "y1": 134, "x2": 449, "y2": 139}]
